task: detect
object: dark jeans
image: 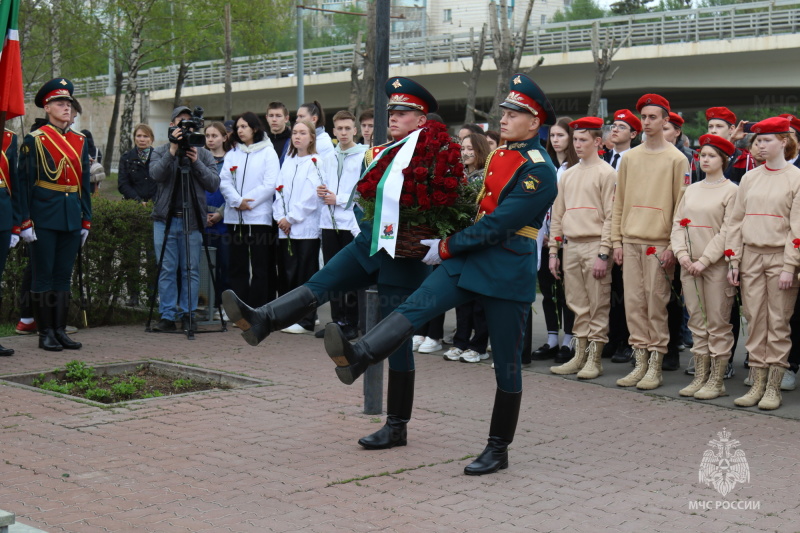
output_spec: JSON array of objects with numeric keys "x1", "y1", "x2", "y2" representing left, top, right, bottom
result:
[
  {"x1": 607, "y1": 263, "x2": 629, "y2": 349},
  {"x1": 321, "y1": 229, "x2": 358, "y2": 327},
  {"x1": 280, "y1": 238, "x2": 320, "y2": 330},
  {"x1": 228, "y1": 224, "x2": 273, "y2": 308},
  {"x1": 453, "y1": 300, "x2": 489, "y2": 352},
  {"x1": 538, "y1": 251, "x2": 574, "y2": 334},
  {"x1": 203, "y1": 232, "x2": 230, "y2": 308}
]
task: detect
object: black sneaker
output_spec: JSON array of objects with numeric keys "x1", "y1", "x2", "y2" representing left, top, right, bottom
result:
[
  {"x1": 181, "y1": 316, "x2": 195, "y2": 332},
  {"x1": 611, "y1": 345, "x2": 633, "y2": 364},
  {"x1": 153, "y1": 318, "x2": 176, "y2": 332}
]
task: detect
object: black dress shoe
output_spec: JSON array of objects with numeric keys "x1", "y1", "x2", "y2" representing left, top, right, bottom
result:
[
  {"x1": 611, "y1": 345, "x2": 633, "y2": 363},
  {"x1": 0, "y1": 345, "x2": 14, "y2": 356},
  {"x1": 554, "y1": 345, "x2": 573, "y2": 364},
  {"x1": 531, "y1": 343, "x2": 558, "y2": 361},
  {"x1": 358, "y1": 416, "x2": 407, "y2": 449},
  {"x1": 464, "y1": 437, "x2": 509, "y2": 476},
  {"x1": 662, "y1": 347, "x2": 680, "y2": 371},
  {"x1": 153, "y1": 318, "x2": 176, "y2": 332},
  {"x1": 601, "y1": 342, "x2": 616, "y2": 359}
]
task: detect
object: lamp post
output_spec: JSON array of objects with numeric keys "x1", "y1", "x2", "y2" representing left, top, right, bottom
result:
[{"x1": 296, "y1": 4, "x2": 304, "y2": 108}]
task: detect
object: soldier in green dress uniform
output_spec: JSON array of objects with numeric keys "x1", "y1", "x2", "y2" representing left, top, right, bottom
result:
[
  {"x1": 0, "y1": 128, "x2": 23, "y2": 356},
  {"x1": 18, "y1": 78, "x2": 91, "y2": 352},
  {"x1": 324, "y1": 74, "x2": 558, "y2": 475}
]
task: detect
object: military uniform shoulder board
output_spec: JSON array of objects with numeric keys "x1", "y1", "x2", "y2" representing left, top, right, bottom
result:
[
  {"x1": 30, "y1": 129, "x2": 45, "y2": 137},
  {"x1": 70, "y1": 127, "x2": 85, "y2": 137},
  {"x1": 527, "y1": 149, "x2": 546, "y2": 164}
]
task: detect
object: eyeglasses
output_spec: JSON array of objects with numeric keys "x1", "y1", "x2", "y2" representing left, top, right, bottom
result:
[{"x1": 611, "y1": 124, "x2": 630, "y2": 131}]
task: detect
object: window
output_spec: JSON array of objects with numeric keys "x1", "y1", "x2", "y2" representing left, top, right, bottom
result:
[
  {"x1": 443, "y1": 8, "x2": 452, "y2": 22},
  {"x1": 541, "y1": 14, "x2": 547, "y2": 24}
]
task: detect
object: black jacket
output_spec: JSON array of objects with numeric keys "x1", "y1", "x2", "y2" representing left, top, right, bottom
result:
[
  {"x1": 118, "y1": 148, "x2": 157, "y2": 202},
  {"x1": 268, "y1": 127, "x2": 291, "y2": 166}
]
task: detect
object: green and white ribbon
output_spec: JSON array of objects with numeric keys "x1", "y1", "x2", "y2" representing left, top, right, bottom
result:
[{"x1": 368, "y1": 129, "x2": 422, "y2": 258}]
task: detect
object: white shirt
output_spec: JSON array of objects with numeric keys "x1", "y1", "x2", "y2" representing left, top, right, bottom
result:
[
  {"x1": 219, "y1": 140, "x2": 280, "y2": 225},
  {"x1": 273, "y1": 153, "x2": 323, "y2": 240},
  {"x1": 608, "y1": 147, "x2": 631, "y2": 171}
]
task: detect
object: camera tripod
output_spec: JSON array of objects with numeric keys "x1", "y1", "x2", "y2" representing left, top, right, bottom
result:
[{"x1": 145, "y1": 149, "x2": 226, "y2": 339}]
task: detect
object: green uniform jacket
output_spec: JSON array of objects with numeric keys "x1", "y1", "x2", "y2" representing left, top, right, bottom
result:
[{"x1": 440, "y1": 137, "x2": 557, "y2": 303}]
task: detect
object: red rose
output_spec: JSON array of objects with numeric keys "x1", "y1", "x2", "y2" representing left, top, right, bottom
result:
[
  {"x1": 431, "y1": 174, "x2": 445, "y2": 187},
  {"x1": 448, "y1": 149, "x2": 462, "y2": 165},
  {"x1": 275, "y1": 185, "x2": 284, "y2": 192},
  {"x1": 724, "y1": 249, "x2": 735, "y2": 258},
  {"x1": 432, "y1": 190, "x2": 449, "y2": 206},
  {"x1": 444, "y1": 177, "x2": 458, "y2": 190},
  {"x1": 437, "y1": 132, "x2": 451, "y2": 143},
  {"x1": 453, "y1": 163, "x2": 464, "y2": 176},
  {"x1": 554, "y1": 236, "x2": 563, "y2": 242},
  {"x1": 403, "y1": 179, "x2": 415, "y2": 193},
  {"x1": 413, "y1": 167, "x2": 428, "y2": 181},
  {"x1": 357, "y1": 181, "x2": 376, "y2": 199},
  {"x1": 679, "y1": 218, "x2": 691, "y2": 227},
  {"x1": 435, "y1": 160, "x2": 448, "y2": 178},
  {"x1": 402, "y1": 167, "x2": 414, "y2": 178},
  {"x1": 400, "y1": 194, "x2": 414, "y2": 207},
  {"x1": 646, "y1": 246, "x2": 657, "y2": 256}
]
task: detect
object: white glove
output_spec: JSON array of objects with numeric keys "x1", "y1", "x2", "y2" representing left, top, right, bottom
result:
[
  {"x1": 8, "y1": 234, "x2": 19, "y2": 248},
  {"x1": 20, "y1": 227, "x2": 36, "y2": 243},
  {"x1": 420, "y1": 239, "x2": 442, "y2": 265},
  {"x1": 80, "y1": 228, "x2": 89, "y2": 247}
]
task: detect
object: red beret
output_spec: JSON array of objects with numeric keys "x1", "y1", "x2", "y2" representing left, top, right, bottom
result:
[
  {"x1": 569, "y1": 116, "x2": 604, "y2": 130},
  {"x1": 706, "y1": 107, "x2": 737, "y2": 125},
  {"x1": 751, "y1": 117, "x2": 791, "y2": 135},
  {"x1": 779, "y1": 113, "x2": 800, "y2": 133},
  {"x1": 636, "y1": 94, "x2": 670, "y2": 113},
  {"x1": 699, "y1": 134, "x2": 735, "y2": 157},
  {"x1": 612, "y1": 109, "x2": 641, "y2": 132},
  {"x1": 668, "y1": 112, "x2": 684, "y2": 128}
]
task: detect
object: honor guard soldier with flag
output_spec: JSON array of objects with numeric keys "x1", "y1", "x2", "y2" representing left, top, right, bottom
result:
[
  {"x1": 0, "y1": 127, "x2": 22, "y2": 356},
  {"x1": 18, "y1": 78, "x2": 91, "y2": 352},
  {"x1": 223, "y1": 77, "x2": 439, "y2": 451},
  {"x1": 324, "y1": 73, "x2": 558, "y2": 475}
]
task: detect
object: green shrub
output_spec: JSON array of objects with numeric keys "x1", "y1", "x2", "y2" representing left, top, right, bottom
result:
[{"x1": 85, "y1": 388, "x2": 111, "y2": 402}]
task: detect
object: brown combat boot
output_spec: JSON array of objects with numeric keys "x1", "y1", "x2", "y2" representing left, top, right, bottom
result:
[
  {"x1": 679, "y1": 355, "x2": 710, "y2": 397},
  {"x1": 757, "y1": 365, "x2": 785, "y2": 410},
  {"x1": 617, "y1": 348, "x2": 649, "y2": 387},
  {"x1": 734, "y1": 366, "x2": 768, "y2": 407},
  {"x1": 577, "y1": 340, "x2": 604, "y2": 380},
  {"x1": 636, "y1": 350, "x2": 664, "y2": 390},
  {"x1": 550, "y1": 337, "x2": 588, "y2": 375},
  {"x1": 694, "y1": 356, "x2": 729, "y2": 400}
]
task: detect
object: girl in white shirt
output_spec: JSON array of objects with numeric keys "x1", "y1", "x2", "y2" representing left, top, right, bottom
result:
[
  {"x1": 273, "y1": 120, "x2": 327, "y2": 334},
  {"x1": 219, "y1": 112, "x2": 280, "y2": 308}
]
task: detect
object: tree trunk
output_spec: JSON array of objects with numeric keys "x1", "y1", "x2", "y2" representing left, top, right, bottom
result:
[
  {"x1": 119, "y1": 15, "x2": 146, "y2": 155},
  {"x1": 587, "y1": 22, "x2": 631, "y2": 116},
  {"x1": 172, "y1": 59, "x2": 188, "y2": 109},
  {"x1": 223, "y1": 3, "x2": 233, "y2": 121},
  {"x1": 103, "y1": 64, "x2": 124, "y2": 175},
  {"x1": 463, "y1": 24, "x2": 487, "y2": 124},
  {"x1": 361, "y1": 0, "x2": 376, "y2": 112},
  {"x1": 49, "y1": 0, "x2": 61, "y2": 77},
  {"x1": 348, "y1": 30, "x2": 364, "y2": 115}
]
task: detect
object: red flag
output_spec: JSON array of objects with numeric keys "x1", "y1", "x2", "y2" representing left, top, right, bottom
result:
[{"x1": 0, "y1": 0, "x2": 25, "y2": 119}]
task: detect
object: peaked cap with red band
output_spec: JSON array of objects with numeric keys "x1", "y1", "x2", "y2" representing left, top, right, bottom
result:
[
  {"x1": 385, "y1": 77, "x2": 438, "y2": 115},
  {"x1": 34, "y1": 78, "x2": 74, "y2": 108},
  {"x1": 569, "y1": 116, "x2": 603, "y2": 130},
  {"x1": 751, "y1": 117, "x2": 791, "y2": 136},
  {"x1": 667, "y1": 112, "x2": 684, "y2": 128},
  {"x1": 612, "y1": 109, "x2": 641, "y2": 133},
  {"x1": 499, "y1": 73, "x2": 556, "y2": 126},
  {"x1": 779, "y1": 113, "x2": 800, "y2": 133},
  {"x1": 705, "y1": 107, "x2": 737, "y2": 126},
  {"x1": 699, "y1": 134, "x2": 735, "y2": 157},
  {"x1": 636, "y1": 93, "x2": 670, "y2": 113}
]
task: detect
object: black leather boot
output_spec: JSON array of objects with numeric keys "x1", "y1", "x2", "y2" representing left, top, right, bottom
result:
[
  {"x1": 324, "y1": 312, "x2": 416, "y2": 385},
  {"x1": 54, "y1": 292, "x2": 81, "y2": 349},
  {"x1": 358, "y1": 369, "x2": 414, "y2": 450},
  {"x1": 222, "y1": 286, "x2": 317, "y2": 346},
  {"x1": 33, "y1": 292, "x2": 62, "y2": 352},
  {"x1": 464, "y1": 388, "x2": 522, "y2": 476}
]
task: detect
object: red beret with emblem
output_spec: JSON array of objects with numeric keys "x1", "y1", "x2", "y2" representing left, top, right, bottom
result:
[
  {"x1": 668, "y1": 112, "x2": 684, "y2": 128},
  {"x1": 751, "y1": 117, "x2": 791, "y2": 136},
  {"x1": 779, "y1": 113, "x2": 800, "y2": 133},
  {"x1": 636, "y1": 93, "x2": 670, "y2": 113},
  {"x1": 612, "y1": 109, "x2": 641, "y2": 133},
  {"x1": 705, "y1": 107, "x2": 736, "y2": 125},
  {"x1": 569, "y1": 116, "x2": 603, "y2": 130},
  {"x1": 699, "y1": 134, "x2": 735, "y2": 157}
]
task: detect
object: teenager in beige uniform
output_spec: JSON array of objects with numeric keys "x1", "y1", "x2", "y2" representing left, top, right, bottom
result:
[
  {"x1": 612, "y1": 94, "x2": 688, "y2": 390},
  {"x1": 671, "y1": 134, "x2": 738, "y2": 399},
  {"x1": 549, "y1": 117, "x2": 615, "y2": 379},
  {"x1": 726, "y1": 116, "x2": 800, "y2": 410}
]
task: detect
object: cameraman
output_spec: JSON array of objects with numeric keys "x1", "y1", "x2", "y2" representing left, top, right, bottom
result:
[{"x1": 149, "y1": 106, "x2": 220, "y2": 332}]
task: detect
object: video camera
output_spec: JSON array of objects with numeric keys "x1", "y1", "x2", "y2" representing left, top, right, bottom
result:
[{"x1": 168, "y1": 106, "x2": 206, "y2": 150}]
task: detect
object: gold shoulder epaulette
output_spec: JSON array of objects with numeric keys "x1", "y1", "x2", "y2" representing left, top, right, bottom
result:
[{"x1": 30, "y1": 129, "x2": 45, "y2": 137}]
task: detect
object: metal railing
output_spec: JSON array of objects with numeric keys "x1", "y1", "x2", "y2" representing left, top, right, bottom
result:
[{"x1": 70, "y1": 0, "x2": 800, "y2": 98}]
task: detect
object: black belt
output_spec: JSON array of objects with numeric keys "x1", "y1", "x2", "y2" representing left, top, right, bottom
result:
[{"x1": 173, "y1": 210, "x2": 183, "y2": 217}]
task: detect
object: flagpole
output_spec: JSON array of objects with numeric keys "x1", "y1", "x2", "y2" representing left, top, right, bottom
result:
[{"x1": 0, "y1": 112, "x2": 6, "y2": 134}]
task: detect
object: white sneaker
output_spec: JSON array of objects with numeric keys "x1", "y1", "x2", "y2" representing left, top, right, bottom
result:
[
  {"x1": 491, "y1": 362, "x2": 495, "y2": 369},
  {"x1": 781, "y1": 370, "x2": 797, "y2": 391},
  {"x1": 460, "y1": 349, "x2": 489, "y2": 363},
  {"x1": 281, "y1": 323, "x2": 313, "y2": 334},
  {"x1": 443, "y1": 347, "x2": 463, "y2": 361},
  {"x1": 418, "y1": 337, "x2": 442, "y2": 353},
  {"x1": 487, "y1": 343, "x2": 492, "y2": 353},
  {"x1": 443, "y1": 329, "x2": 456, "y2": 345},
  {"x1": 412, "y1": 335, "x2": 425, "y2": 351}
]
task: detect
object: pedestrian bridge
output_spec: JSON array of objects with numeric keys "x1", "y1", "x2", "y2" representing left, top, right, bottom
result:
[{"x1": 73, "y1": 0, "x2": 800, "y2": 128}]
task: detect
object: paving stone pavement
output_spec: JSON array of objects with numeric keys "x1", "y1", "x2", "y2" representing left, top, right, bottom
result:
[{"x1": 0, "y1": 308, "x2": 798, "y2": 533}]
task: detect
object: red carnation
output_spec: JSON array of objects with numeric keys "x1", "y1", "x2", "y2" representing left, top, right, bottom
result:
[
  {"x1": 432, "y1": 190, "x2": 449, "y2": 206},
  {"x1": 794, "y1": 238, "x2": 800, "y2": 249},
  {"x1": 275, "y1": 185, "x2": 284, "y2": 192},
  {"x1": 724, "y1": 249, "x2": 735, "y2": 258},
  {"x1": 554, "y1": 236, "x2": 563, "y2": 243},
  {"x1": 312, "y1": 157, "x2": 318, "y2": 164},
  {"x1": 230, "y1": 166, "x2": 238, "y2": 172},
  {"x1": 646, "y1": 246, "x2": 657, "y2": 256},
  {"x1": 680, "y1": 218, "x2": 691, "y2": 227}
]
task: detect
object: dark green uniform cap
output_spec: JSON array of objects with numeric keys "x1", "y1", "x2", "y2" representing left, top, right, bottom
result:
[
  {"x1": 34, "y1": 78, "x2": 74, "y2": 108},
  {"x1": 498, "y1": 73, "x2": 556, "y2": 126},
  {"x1": 385, "y1": 77, "x2": 438, "y2": 115}
]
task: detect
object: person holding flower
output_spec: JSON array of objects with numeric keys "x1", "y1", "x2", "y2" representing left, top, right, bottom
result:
[
  {"x1": 670, "y1": 134, "x2": 739, "y2": 400},
  {"x1": 271, "y1": 119, "x2": 331, "y2": 334},
  {"x1": 726, "y1": 116, "x2": 800, "y2": 410},
  {"x1": 219, "y1": 112, "x2": 280, "y2": 311}
]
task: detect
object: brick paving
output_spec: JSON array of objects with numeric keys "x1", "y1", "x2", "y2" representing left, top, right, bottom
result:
[{"x1": 0, "y1": 309, "x2": 797, "y2": 532}]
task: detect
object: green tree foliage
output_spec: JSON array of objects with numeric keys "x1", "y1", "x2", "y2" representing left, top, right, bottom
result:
[
  {"x1": 305, "y1": 5, "x2": 367, "y2": 49},
  {"x1": 551, "y1": 0, "x2": 606, "y2": 22},
  {"x1": 609, "y1": 0, "x2": 655, "y2": 15}
]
